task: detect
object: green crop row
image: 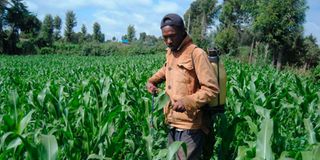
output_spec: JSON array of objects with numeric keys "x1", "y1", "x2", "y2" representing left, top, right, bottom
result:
[{"x1": 0, "y1": 54, "x2": 319, "y2": 159}]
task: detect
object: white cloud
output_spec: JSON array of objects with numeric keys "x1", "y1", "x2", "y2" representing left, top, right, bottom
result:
[
  {"x1": 29, "y1": 0, "x2": 152, "y2": 10},
  {"x1": 25, "y1": 0, "x2": 38, "y2": 11},
  {"x1": 133, "y1": 13, "x2": 145, "y2": 24},
  {"x1": 23, "y1": 0, "x2": 193, "y2": 39},
  {"x1": 44, "y1": 0, "x2": 88, "y2": 10},
  {"x1": 154, "y1": 1, "x2": 179, "y2": 14}
]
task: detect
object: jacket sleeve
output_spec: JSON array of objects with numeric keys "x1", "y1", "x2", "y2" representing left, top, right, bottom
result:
[
  {"x1": 148, "y1": 63, "x2": 166, "y2": 85},
  {"x1": 181, "y1": 49, "x2": 219, "y2": 110}
]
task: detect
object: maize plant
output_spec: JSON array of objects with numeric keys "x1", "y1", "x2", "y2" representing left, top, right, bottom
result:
[{"x1": 0, "y1": 55, "x2": 319, "y2": 160}]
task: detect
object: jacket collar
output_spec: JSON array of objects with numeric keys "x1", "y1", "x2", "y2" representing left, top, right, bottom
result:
[
  {"x1": 177, "y1": 35, "x2": 192, "y2": 51},
  {"x1": 168, "y1": 35, "x2": 193, "y2": 54}
]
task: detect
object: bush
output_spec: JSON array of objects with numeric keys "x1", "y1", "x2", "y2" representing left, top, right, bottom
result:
[
  {"x1": 17, "y1": 40, "x2": 38, "y2": 54},
  {"x1": 214, "y1": 26, "x2": 239, "y2": 55},
  {"x1": 40, "y1": 40, "x2": 166, "y2": 56},
  {"x1": 312, "y1": 65, "x2": 320, "y2": 81},
  {"x1": 81, "y1": 42, "x2": 120, "y2": 56},
  {"x1": 53, "y1": 42, "x2": 82, "y2": 54},
  {"x1": 40, "y1": 47, "x2": 54, "y2": 55}
]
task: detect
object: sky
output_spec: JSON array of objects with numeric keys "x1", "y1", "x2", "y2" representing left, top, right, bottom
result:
[{"x1": 25, "y1": 0, "x2": 320, "y2": 43}]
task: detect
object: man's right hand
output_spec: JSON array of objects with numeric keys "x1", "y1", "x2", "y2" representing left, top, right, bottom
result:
[{"x1": 146, "y1": 82, "x2": 158, "y2": 95}]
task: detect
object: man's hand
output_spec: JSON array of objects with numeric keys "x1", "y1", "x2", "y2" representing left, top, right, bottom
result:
[
  {"x1": 146, "y1": 82, "x2": 158, "y2": 95},
  {"x1": 172, "y1": 100, "x2": 186, "y2": 112}
]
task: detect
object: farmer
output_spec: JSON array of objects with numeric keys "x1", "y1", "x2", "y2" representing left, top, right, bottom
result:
[{"x1": 146, "y1": 13, "x2": 219, "y2": 160}]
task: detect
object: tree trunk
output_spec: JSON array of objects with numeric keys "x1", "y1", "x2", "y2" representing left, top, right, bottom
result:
[
  {"x1": 201, "y1": 11, "x2": 207, "y2": 40},
  {"x1": 187, "y1": 13, "x2": 191, "y2": 34},
  {"x1": 254, "y1": 41, "x2": 260, "y2": 64},
  {"x1": 0, "y1": 19, "x2": 3, "y2": 53},
  {"x1": 276, "y1": 49, "x2": 283, "y2": 70},
  {"x1": 0, "y1": 33, "x2": 3, "y2": 53},
  {"x1": 249, "y1": 37, "x2": 255, "y2": 64},
  {"x1": 272, "y1": 46, "x2": 277, "y2": 66},
  {"x1": 303, "y1": 63, "x2": 307, "y2": 71},
  {"x1": 264, "y1": 43, "x2": 269, "y2": 63}
]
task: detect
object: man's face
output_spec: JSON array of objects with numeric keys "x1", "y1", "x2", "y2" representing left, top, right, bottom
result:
[{"x1": 161, "y1": 26, "x2": 184, "y2": 51}]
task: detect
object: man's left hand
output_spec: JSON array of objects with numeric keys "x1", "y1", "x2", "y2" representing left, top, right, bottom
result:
[{"x1": 172, "y1": 100, "x2": 186, "y2": 112}]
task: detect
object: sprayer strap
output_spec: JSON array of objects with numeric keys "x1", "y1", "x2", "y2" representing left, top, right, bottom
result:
[
  {"x1": 190, "y1": 46, "x2": 221, "y2": 108},
  {"x1": 190, "y1": 45, "x2": 197, "y2": 70}
]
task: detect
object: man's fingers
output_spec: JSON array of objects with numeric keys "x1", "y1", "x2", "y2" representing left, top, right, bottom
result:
[
  {"x1": 172, "y1": 103, "x2": 185, "y2": 112},
  {"x1": 146, "y1": 83, "x2": 158, "y2": 94}
]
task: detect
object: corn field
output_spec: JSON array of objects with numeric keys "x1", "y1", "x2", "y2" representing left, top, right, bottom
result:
[{"x1": 0, "y1": 54, "x2": 319, "y2": 160}]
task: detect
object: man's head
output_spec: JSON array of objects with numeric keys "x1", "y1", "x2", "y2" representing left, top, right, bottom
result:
[{"x1": 160, "y1": 14, "x2": 187, "y2": 51}]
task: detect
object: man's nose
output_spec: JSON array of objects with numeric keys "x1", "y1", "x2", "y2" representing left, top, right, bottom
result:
[{"x1": 166, "y1": 38, "x2": 172, "y2": 45}]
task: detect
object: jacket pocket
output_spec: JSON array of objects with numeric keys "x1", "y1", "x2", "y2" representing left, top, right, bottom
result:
[{"x1": 176, "y1": 60, "x2": 193, "y2": 83}]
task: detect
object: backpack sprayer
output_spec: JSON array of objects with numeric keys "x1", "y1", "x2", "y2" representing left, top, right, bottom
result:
[
  {"x1": 205, "y1": 48, "x2": 228, "y2": 160},
  {"x1": 207, "y1": 48, "x2": 227, "y2": 112}
]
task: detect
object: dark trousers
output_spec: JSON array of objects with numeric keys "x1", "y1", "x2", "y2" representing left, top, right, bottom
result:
[{"x1": 168, "y1": 128, "x2": 204, "y2": 160}]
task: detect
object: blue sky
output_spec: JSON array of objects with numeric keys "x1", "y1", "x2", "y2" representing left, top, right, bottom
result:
[{"x1": 25, "y1": 0, "x2": 320, "y2": 43}]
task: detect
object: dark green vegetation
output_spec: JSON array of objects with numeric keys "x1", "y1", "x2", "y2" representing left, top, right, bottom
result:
[
  {"x1": 1, "y1": 0, "x2": 320, "y2": 71},
  {"x1": 0, "y1": 55, "x2": 319, "y2": 159},
  {"x1": 185, "y1": 0, "x2": 320, "y2": 70},
  {"x1": 0, "y1": 0, "x2": 164, "y2": 56}
]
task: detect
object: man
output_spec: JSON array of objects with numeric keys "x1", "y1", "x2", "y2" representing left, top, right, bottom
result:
[{"x1": 146, "y1": 13, "x2": 219, "y2": 160}]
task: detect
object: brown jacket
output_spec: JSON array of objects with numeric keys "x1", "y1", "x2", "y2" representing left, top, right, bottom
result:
[{"x1": 148, "y1": 35, "x2": 219, "y2": 132}]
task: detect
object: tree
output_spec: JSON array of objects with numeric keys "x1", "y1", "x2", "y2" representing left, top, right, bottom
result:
[
  {"x1": 79, "y1": 24, "x2": 87, "y2": 43},
  {"x1": 0, "y1": 0, "x2": 8, "y2": 53},
  {"x1": 139, "y1": 32, "x2": 146, "y2": 42},
  {"x1": 53, "y1": 15, "x2": 62, "y2": 40},
  {"x1": 81, "y1": 24, "x2": 87, "y2": 36},
  {"x1": 64, "y1": 10, "x2": 77, "y2": 42},
  {"x1": 214, "y1": 26, "x2": 239, "y2": 55},
  {"x1": 93, "y1": 22, "x2": 104, "y2": 42},
  {"x1": 112, "y1": 36, "x2": 116, "y2": 42},
  {"x1": 4, "y1": 0, "x2": 40, "y2": 54},
  {"x1": 127, "y1": 25, "x2": 136, "y2": 43},
  {"x1": 252, "y1": 0, "x2": 307, "y2": 69},
  {"x1": 145, "y1": 35, "x2": 159, "y2": 46},
  {"x1": 184, "y1": 0, "x2": 219, "y2": 48},
  {"x1": 302, "y1": 35, "x2": 320, "y2": 70},
  {"x1": 39, "y1": 14, "x2": 54, "y2": 46},
  {"x1": 213, "y1": 0, "x2": 241, "y2": 55}
]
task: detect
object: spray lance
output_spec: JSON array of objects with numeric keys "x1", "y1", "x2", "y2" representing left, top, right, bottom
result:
[{"x1": 150, "y1": 90, "x2": 156, "y2": 129}]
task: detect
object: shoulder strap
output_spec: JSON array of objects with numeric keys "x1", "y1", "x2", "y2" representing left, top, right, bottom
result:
[
  {"x1": 191, "y1": 45, "x2": 197, "y2": 69},
  {"x1": 190, "y1": 46, "x2": 199, "y2": 89},
  {"x1": 191, "y1": 46, "x2": 222, "y2": 108}
]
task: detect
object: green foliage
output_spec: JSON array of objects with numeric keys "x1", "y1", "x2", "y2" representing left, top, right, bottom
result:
[
  {"x1": 127, "y1": 25, "x2": 136, "y2": 43},
  {"x1": 64, "y1": 10, "x2": 77, "y2": 43},
  {"x1": 79, "y1": 24, "x2": 88, "y2": 43},
  {"x1": 224, "y1": 58, "x2": 320, "y2": 159},
  {"x1": 52, "y1": 41, "x2": 165, "y2": 56},
  {"x1": 53, "y1": 16, "x2": 62, "y2": 41},
  {"x1": 184, "y1": 0, "x2": 219, "y2": 48},
  {"x1": 303, "y1": 35, "x2": 320, "y2": 68},
  {"x1": 312, "y1": 65, "x2": 320, "y2": 81},
  {"x1": 214, "y1": 26, "x2": 239, "y2": 55},
  {"x1": 252, "y1": 0, "x2": 307, "y2": 68},
  {"x1": 39, "y1": 14, "x2": 54, "y2": 47},
  {"x1": 17, "y1": 39, "x2": 37, "y2": 54},
  {"x1": 39, "y1": 47, "x2": 54, "y2": 55},
  {"x1": 93, "y1": 22, "x2": 104, "y2": 43},
  {"x1": 0, "y1": 54, "x2": 167, "y2": 159},
  {"x1": 1, "y1": 0, "x2": 41, "y2": 54},
  {"x1": 139, "y1": 32, "x2": 147, "y2": 42},
  {"x1": 0, "y1": 54, "x2": 319, "y2": 159}
]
